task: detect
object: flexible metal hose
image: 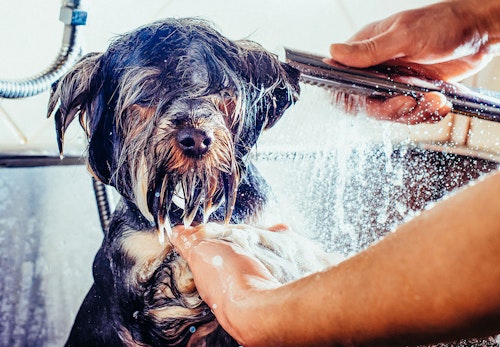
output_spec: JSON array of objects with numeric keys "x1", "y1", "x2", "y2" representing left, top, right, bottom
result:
[
  {"x1": 92, "y1": 178, "x2": 111, "y2": 234},
  {"x1": 0, "y1": 0, "x2": 113, "y2": 234},
  {"x1": 0, "y1": 0, "x2": 87, "y2": 99}
]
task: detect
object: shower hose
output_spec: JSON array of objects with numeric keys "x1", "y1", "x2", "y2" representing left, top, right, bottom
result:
[{"x1": 0, "y1": 1, "x2": 111, "y2": 234}]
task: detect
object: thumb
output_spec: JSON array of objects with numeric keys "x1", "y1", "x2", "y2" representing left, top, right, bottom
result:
[
  {"x1": 330, "y1": 33, "x2": 407, "y2": 68},
  {"x1": 170, "y1": 224, "x2": 200, "y2": 260}
]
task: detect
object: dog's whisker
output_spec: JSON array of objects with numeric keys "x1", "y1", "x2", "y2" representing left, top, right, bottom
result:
[
  {"x1": 134, "y1": 155, "x2": 155, "y2": 221},
  {"x1": 202, "y1": 206, "x2": 210, "y2": 224},
  {"x1": 157, "y1": 219, "x2": 166, "y2": 245},
  {"x1": 158, "y1": 218, "x2": 172, "y2": 244},
  {"x1": 221, "y1": 172, "x2": 238, "y2": 224},
  {"x1": 203, "y1": 183, "x2": 219, "y2": 224},
  {"x1": 180, "y1": 174, "x2": 204, "y2": 227},
  {"x1": 156, "y1": 178, "x2": 176, "y2": 244}
]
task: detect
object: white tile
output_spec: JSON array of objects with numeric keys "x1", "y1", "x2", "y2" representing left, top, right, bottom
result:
[{"x1": 0, "y1": 0, "x2": 61, "y2": 78}]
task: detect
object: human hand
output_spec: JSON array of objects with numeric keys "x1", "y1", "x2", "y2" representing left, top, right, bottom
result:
[
  {"x1": 329, "y1": 0, "x2": 500, "y2": 124},
  {"x1": 170, "y1": 223, "x2": 280, "y2": 291},
  {"x1": 170, "y1": 223, "x2": 280, "y2": 337},
  {"x1": 330, "y1": 1, "x2": 496, "y2": 76},
  {"x1": 331, "y1": 87, "x2": 451, "y2": 125}
]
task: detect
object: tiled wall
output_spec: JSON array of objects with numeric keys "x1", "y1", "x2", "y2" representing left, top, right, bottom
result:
[{"x1": 1, "y1": 0, "x2": 499, "y2": 156}]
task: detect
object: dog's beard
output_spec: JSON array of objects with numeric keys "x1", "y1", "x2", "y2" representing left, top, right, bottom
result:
[
  {"x1": 152, "y1": 145, "x2": 239, "y2": 243},
  {"x1": 119, "y1": 109, "x2": 240, "y2": 243}
]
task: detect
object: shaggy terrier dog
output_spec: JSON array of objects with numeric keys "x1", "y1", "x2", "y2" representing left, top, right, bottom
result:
[{"x1": 50, "y1": 18, "x2": 334, "y2": 346}]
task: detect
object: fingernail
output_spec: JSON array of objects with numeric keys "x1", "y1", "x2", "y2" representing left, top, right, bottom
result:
[{"x1": 330, "y1": 43, "x2": 353, "y2": 56}]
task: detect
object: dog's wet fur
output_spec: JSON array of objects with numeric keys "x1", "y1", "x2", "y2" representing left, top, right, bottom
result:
[{"x1": 49, "y1": 18, "x2": 334, "y2": 346}]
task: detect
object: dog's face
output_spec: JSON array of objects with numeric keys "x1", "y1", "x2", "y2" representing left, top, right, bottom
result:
[{"x1": 48, "y1": 18, "x2": 299, "y2": 234}]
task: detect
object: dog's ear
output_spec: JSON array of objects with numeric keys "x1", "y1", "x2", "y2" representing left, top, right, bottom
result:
[
  {"x1": 239, "y1": 46, "x2": 301, "y2": 130},
  {"x1": 264, "y1": 61, "x2": 301, "y2": 130},
  {"x1": 48, "y1": 52, "x2": 103, "y2": 158}
]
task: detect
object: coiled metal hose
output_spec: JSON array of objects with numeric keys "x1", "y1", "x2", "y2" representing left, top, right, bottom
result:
[
  {"x1": 0, "y1": 1, "x2": 112, "y2": 234},
  {"x1": 92, "y1": 178, "x2": 112, "y2": 233},
  {"x1": 0, "y1": 0, "x2": 87, "y2": 98}
]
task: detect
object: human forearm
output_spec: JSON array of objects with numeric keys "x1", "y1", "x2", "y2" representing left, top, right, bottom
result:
[
  {"x1": 242, "y1": 171, "x2": 500, "y2": 346},
  {"x1": 328, "y1": 0, "x2": 500, "y2": 123},
  {"x1": 318, "y1": 174, "x2": 500, "y2": 346},
  {"x1": 172, "y1": 171, "x2": 500, "y2": 346}
]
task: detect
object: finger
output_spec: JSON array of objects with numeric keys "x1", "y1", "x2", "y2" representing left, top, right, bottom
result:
[
  {"x1": 365, "y1": 95, "x2": 417, "y2": 121},
  {"x1": 170, "y1": 224, "x2": 206, "y2": 258},
  {"x1": 330, "y1": 30, "x2": 410, "y2": 68},
  {"x1": 170, "y1": 224, "x2": 187, "y2": 246},
  {"x1": 395, "y1": 92, "x2": 451, "y2": 124},
  {"x1": 366, "y1": 92, "x2": 451, "y2": 125},
  {"x1": 267, "y1": 224, "x2": 289, "y2": 232}
]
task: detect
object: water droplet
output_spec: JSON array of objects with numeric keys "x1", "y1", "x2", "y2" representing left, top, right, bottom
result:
[
  {"x1": 211, "y1": 255, "x2": 223, "y2": 267},
  {"x1": 155, "y1": 192, "x2": 160, "y2": 197},
  {"x1": 212, "y1": 303, "x2": 217, "y2": 309},
  {"x1": 189, "y1": 326, "x2": 196, "y2": 333}
]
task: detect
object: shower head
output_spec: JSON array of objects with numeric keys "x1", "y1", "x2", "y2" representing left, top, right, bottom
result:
[{"x1": 285, "y1": 48, "x2": 500, "y2": 123}]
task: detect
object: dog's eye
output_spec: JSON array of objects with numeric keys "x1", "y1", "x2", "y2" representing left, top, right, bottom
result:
[
  {"x1": 170, "y1": 112, "x2": 190, "y2": 125},
  {"x1": 220, "y1": 90, "x2": 234, "y2": 100},
  {"x1": 136, "y1": 99, "x2": 155, "y2": 107}
]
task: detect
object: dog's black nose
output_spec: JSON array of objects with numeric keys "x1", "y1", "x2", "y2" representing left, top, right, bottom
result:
[{"x1": 177, "y1": 128, "x2": 213, "y2": 157}]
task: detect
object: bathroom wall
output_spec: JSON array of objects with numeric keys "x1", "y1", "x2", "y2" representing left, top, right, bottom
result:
[{"x1": 3, "y1": 0, "x2": 499, "y2": 155}]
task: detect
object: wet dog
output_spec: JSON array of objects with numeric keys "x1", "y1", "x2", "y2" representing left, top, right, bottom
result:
[{"x1": 48, "y1": 18, "x2": 334, "y2": 346}]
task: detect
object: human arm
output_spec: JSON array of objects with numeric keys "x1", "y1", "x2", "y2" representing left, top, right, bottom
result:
[
  {"x1": 329, "y1": 0, "x2": 500, "y2": 124},
  {"x1": 171, "y1": 170, "x2": 500, "y2": 346}
]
